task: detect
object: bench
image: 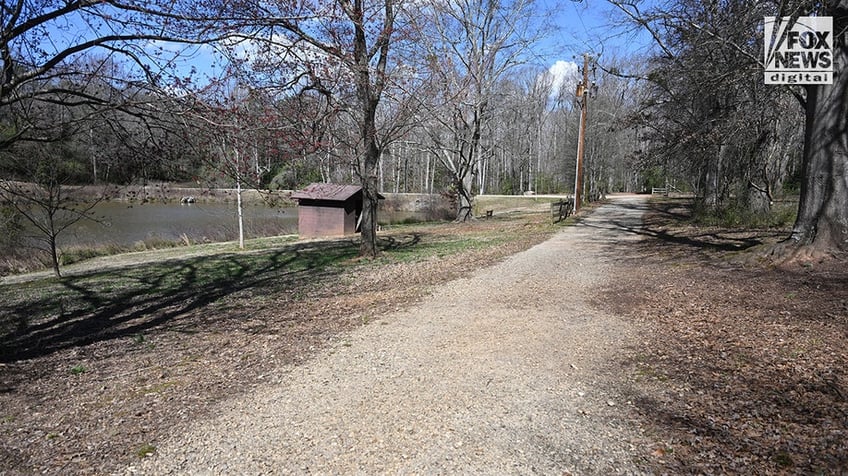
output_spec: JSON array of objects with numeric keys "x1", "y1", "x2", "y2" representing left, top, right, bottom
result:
[{"x1": 651, "y1": 187, "x2": 668, "y2": 196}]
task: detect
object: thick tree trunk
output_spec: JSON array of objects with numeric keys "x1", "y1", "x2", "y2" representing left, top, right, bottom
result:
[
  {"x1": 356, "y1": 53, "x2": 381, "y2": 256},
  {"x1": 746, "y1": 184, "x2": 773, "y2": 215},
  {"x1": 358, "y1": 119, "x2": 381, "y2": 257},
  {"x1": 360, "y1": 164, "x2": 380, "y2": 257},
  {"x1": 351, "y1": 0, "x2": 390, "y2": 258},
  {"x1": 452, "y1": 99, "x2": 484, "y2": 222},
  {"x1": 788, "y1": 2, "x2": 848, "y2": 255},
  {"x1": 702, "y1": 144, "x2": 724, "y2": 211}
]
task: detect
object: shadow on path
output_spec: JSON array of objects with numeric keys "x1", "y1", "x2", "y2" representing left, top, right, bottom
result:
[{"x1": 578, "y1": 197, "x2": 767, "y2": 254}]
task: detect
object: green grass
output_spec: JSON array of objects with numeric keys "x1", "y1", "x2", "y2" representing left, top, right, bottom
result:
[
  {"x1": 59, "y1": 238, "x2": 191, "y2": 266},
  {"x1": 0, "y1": 237, "x2": 361, "y2": 360},
  {"x1": 378, "y1": 232, "x2": 513, "y2": 264},
  {"x1": 690, "y1": 200, "x2": 797, "y2": 229},
  {"x1": 474, "y1": 195, "x2": 562, "y2": 214}
]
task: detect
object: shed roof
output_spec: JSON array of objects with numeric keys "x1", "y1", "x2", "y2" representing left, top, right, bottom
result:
[
  {"x1": 292, "y1": 183, "x2": 383, "y2": 202},
  {"x1": 292, "y1": 183, "x2": 361, "y2": 202}
]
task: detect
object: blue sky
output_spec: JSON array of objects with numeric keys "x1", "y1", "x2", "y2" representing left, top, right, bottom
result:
[
  {"x1": 32, "y1": 0, "x2": 657, "y2": 91},
  {"x1": 167, "y1": 0, "x2": 661, "y2": 85},
  {"x1": 532, "y1": 0, "x2": 657, "y2": 96},
  {"x1": 537, "y1": 0, "x2": 657, "y2": 64}
]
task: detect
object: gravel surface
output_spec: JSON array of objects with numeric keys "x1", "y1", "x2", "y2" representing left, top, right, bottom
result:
[{"x1": 125, "y1": 195, "x2": 652, "y2": 475}]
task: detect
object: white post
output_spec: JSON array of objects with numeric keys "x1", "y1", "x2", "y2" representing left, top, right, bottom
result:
[{"x1": 236, "y1": 149, "x2": 245, "y2": 250}]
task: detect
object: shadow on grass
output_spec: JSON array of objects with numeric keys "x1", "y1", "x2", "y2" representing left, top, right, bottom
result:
[
  {"x1": 0, "y1": 235, "x2": 419, "y2": 365},
  {"x1": 378, "y1": 233, "x2": 422, "y2": 251}
]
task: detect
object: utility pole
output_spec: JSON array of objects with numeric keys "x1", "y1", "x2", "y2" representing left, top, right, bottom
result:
[{"x1": 573, "y1": 53, "x2": 592, "y2": 213}]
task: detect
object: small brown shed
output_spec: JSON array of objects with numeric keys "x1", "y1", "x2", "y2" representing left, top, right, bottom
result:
[{"x1": 291, "y1": 183, "x2": 383, "y2": 238}]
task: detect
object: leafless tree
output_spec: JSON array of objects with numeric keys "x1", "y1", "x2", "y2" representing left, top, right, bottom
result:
[
  {"x1": 411, "y1": 0, "x2": 544, "y2": 220},
  {"x1": 609, "y1": 0, "x2": 848, "y2": 256},
  {"x1": 204, "y1": 0, "x2": 411, "y2": 256},
  {"x1": 0, "y1": 1, "x2": 239, "y2": 272},
  {"x1": 0, "y1": 145, "x2": 108, "y2": 277}
]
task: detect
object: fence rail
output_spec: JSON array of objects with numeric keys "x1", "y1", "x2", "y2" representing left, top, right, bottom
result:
[{"x1": 551, "y1": 198, "x2": 575, "y2": 223}]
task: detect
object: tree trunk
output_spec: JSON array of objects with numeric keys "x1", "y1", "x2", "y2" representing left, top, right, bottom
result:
[
  {"x1": 702, "y1": 144, "x2": 724, "y2": 211},
  {"x1": 351, "y1": 0, "x2": 390, "y2": 258},
  {"x1": 236, "y1": 171, "x2": 245, "y2": 250},
  {"x1": 746, "y1": 183, "x2": 773, "y2": 216},
  {"x1": 360, "y1": 172, "x2": 380, "y2": 257},
  {"x1": 455, "y1": 173, "x2": 474, "y2": 221},
  {"x1": 359, "y1": 119, "x2": 381, "y2": 257},
  {"x1": 788, "y1": 2, "x2": 848, "y2": 255},
  {"x1": 357, "y1": 72, "x2": 381, "y2": 257},
  {"x1": 49, "y1": 235, "x2": 61, "y2": 278},
  {"x1": 235, "y1": 149, "x2": 245, "y2": 250}
]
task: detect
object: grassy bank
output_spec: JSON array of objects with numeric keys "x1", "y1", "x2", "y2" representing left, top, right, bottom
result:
[
  {"x1": 1, "y1": 227, "x2": 298, "y2": 278},
  {"x1": 1, "y1": 189, "x2": 572, "y2": 277}
]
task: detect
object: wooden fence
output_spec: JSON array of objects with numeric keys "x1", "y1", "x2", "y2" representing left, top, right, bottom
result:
[{"x1": 551, "y1": 198, "x2": 575, "y2": 223}]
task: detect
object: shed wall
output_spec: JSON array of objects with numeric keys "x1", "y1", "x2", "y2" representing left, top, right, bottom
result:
[{"x1": 298, "y1": 205, "x2": 357, "y2": 238}]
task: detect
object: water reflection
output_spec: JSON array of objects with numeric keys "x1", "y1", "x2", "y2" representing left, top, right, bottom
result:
[
  {"x1": 58, "y1": 202, "x2": 432, "y2": 248},
  {"x1": 62, "y1": 202, "x2": 298, "y2": 247}
]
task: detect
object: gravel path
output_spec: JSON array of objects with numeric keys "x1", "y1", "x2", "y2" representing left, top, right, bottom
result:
[{"x1": 126, "y1": 195, "x2": 651, "y2": 475}]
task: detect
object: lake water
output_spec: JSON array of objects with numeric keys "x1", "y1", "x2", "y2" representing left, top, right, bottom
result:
[
  {"x1": 61, "y1": 202, "x2": 297, "y2": 247},
  {"x1": 56, "y1": 202, "x2": 428, "y2": 249}
]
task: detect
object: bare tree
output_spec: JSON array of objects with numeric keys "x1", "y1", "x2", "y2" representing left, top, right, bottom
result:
[
  {"x1": 0, "y1": 145, "x2": 108, "y2": 277},
  {"x1": 184, "y1": 74, "x2": 303, "y2": 249},
  {"x1": 1, "y1": 1, "x2": 229, "y2": 145},
  {"x1": 0, "y1": 0, "x2": 238, "y2": 274},
  {"x1": 412, "y1": 0, "x2": 543, "y2": 221},
  {"x1": 205, "y1": 0, "x2": 404, "y2": 257},
  {"x1": 608, "y1": 0, "x2": 847, "y2": 257},
  {"x1": 581, "y1": 59, "x2": 644, "y2": 200}
]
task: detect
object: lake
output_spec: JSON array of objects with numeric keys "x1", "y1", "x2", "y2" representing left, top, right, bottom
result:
[{"x1": 56, "y1": 202, "x2": 428, "y2": 249}]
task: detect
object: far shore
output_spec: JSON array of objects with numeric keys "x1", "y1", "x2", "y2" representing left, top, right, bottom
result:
[
  {"x1": 8, "y1": 181, "x2": 579, "y2": 209},
  {"x1": 91, "y1": 183, "x2": 296, "y2": 205}
]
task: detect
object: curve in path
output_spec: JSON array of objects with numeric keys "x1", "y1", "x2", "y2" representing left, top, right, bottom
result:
[{"x1": 128, "y1": 195, "x2": 651, "y2": 475}]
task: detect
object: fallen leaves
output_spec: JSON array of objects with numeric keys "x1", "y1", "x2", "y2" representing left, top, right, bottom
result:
[{"x1": 599, "y1": 199, "x2": 848, "y2": 474}]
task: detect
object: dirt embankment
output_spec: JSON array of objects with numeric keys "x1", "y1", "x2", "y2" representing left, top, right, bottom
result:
[
  {"x1": 73, "y1": 183, "x2": 293, "y2": 205},
  {"x1": 55, "y1": 183, "x2": 458, "y2": 213}
]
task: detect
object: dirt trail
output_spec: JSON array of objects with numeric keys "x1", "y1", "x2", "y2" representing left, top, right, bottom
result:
[{"x1": 127, "y1": 195, "x2": 651, "y2": 475}]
